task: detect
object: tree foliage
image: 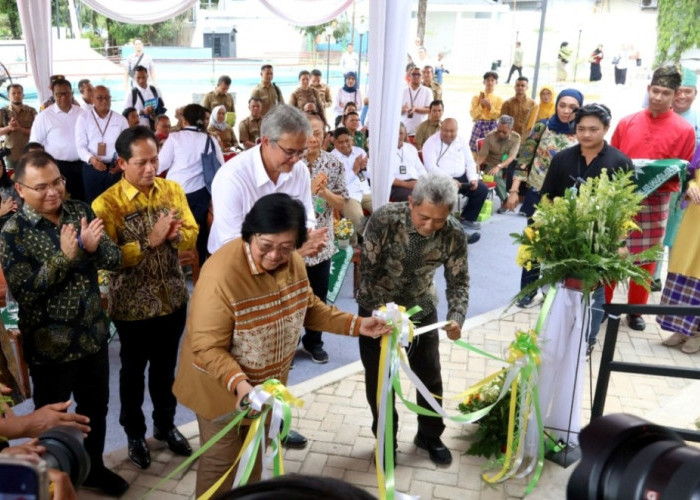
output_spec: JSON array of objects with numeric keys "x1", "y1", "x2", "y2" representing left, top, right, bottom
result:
[
  {"x1": 656, "y1": 0, "x2": 700, "y2": 65},
  {"x1": 0, "y1": 0, "x2": 21, "y2": 39}
]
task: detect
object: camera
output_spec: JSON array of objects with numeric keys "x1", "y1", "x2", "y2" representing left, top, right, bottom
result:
[
  {"x1": 0, "y1": 426, "x2": 91, "y2": 499},
  {"x1": 568, "y1": 413, "x2": 700, "y2": 499}
]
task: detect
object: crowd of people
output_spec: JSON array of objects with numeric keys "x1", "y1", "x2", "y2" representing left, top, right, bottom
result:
[{"x1": 0, "y1": 36, "x2": 698, "y2": 497}]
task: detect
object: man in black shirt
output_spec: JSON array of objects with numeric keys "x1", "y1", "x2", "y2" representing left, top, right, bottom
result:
[{"x1": 540, "y1": 104, "x2": 632, "y2": 354}]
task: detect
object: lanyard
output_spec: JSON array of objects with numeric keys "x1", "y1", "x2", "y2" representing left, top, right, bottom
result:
[
  {"x1": 396, "y1": 146, "x2": 404, "y2": 164},
  {"x1": 408, "y1": 86, "x2": 422, "y2": 107},
  {"x1": 436, "y1": 141, "x2": 451, "y2": 167},
  {"x1": 90, "y1": 110, "x2": 113, "y2": 141}
]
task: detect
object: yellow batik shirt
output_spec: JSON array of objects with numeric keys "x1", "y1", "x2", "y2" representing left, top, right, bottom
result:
[{"x1": 91, "y1": 177, "x2": 198, "y2": 321}]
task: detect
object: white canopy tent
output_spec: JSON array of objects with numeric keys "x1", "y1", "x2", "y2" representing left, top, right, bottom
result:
[{"x1": 16, "y1": 0, "x2": 409, "y2": 208}]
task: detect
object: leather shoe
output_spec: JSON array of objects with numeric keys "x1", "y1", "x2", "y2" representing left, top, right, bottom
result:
[
  {"x1": 127, "y1": 437, "x2": 151, "y2": 469},
  {"x1": 466, "y1": 232, "x2": 481, "y2": 245},
  {"x1": 627, "y1": 314, "x2": 646, "y2": 331},
  {"x1": 154, "y1": 426, "x2": 192, "y2": 456},
  {"x1": 414, "y1": 433, "x2": 452, "y2": 465},
  {"x1": 82, "y1": 466, "x2": 129, "y2": 497},
  {"x1": 281, "y1": 429, "x2": 308, "y2": 449}
]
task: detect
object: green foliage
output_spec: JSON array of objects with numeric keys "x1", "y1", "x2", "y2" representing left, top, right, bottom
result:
[
  {"x1": 295, "y1": 19, "x2": 351, "y2": 46},
  {"x1": 459, "y1": 373, "x2": 511, "y2": 459},
  {"x1": 656, "y1": 0, "x2": 700, "y2": 65},
  {"x1": 511, "y1": 170, "x2": 661, "y2": 299},
  {"x1": 0, "y1": 0, "x2": 21, "y2": 39}
]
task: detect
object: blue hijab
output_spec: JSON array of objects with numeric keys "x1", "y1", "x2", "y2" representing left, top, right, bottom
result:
[
  {"x1": 342, "y1": 72, "x2": 358, "y2": 93},
  {"x1": 546, "y1": 88, "x2": 583, "y2": 134}
]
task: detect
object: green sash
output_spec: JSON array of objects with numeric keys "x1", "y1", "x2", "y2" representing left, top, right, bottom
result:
[{"x1": 632, "y1": 159, "x2": 688, "y2": 197}]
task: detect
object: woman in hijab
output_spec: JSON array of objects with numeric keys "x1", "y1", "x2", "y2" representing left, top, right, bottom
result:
[
  {"x1": 208, "y1": 105, "x2": 239, "y2": 152},
  {"x1": 504, "y1": 88, "x2": 583, "y2": 307},
  {"x1": 333, "y1": 71, "x2": 363, "y2": 120},
  {"x1": 524, "y1": 85, "x2": 556, "y2": 136}
]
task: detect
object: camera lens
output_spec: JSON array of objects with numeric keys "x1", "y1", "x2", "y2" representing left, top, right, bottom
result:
[
  {"x1": 568, "y1": 414, "x2": 700, "y2": 500},
  {"x1": 38, "y1": 426, "x2": 91, "y2": 487}
]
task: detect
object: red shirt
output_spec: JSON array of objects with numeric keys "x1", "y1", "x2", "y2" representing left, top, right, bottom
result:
[{"x1": 611, "y1": 108, "x2": 695, "y2": 192}]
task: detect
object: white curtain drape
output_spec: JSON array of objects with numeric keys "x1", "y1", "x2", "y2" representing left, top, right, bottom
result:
[
  {"x1": 17, "y1": 0, "x2": 52, "y2": 103},
  {"x1": 367, "y1": 0, "x2": 410, "y2": 208},
  {"x1": 79, "y1": 0, "x2": 198, "y2": 24},
  {"x1": 258, "y1": 0, "x2": 354, "y2": 26}
]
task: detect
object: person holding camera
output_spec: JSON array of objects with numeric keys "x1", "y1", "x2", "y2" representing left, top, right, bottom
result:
[{"x1": 0, "y1": 151, "x2": 127, "y2": 496}]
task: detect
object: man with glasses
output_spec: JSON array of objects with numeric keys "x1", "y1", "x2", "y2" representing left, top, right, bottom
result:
[
  {"x1": 75, "y1": 85, "x2": 129, "y2": 204},
  {"x1": 91, "y1": 126, "x2": 198, "y2": 471},
  {"x1": 0, "y1": 151, "x2": 127, "y2": 496},
  {"x1": 29, "y1": 76, "x2": 85, "y2": 201},
  {"x1": 207, "y1": 105, "x2": 327, "y2": 450},
  {"x1": 401, "y1": 68, "x2": 433, "y2": 136}
]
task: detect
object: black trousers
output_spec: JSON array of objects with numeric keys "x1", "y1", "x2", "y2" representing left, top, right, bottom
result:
[
  {"x1": 455, "y1": 175, "x2": 489, "y2": 222},
  {"x1": 358, "y1": 306, "x2": 445, "y2": 441},
  {"x1": 31, "y1": 347, "x2": 110, "y2": 470},
  {"x1": 114, "y1": 306, "x2": 186, "y2": 439},
  {"x1": 506, "y1": 64, "x2": 522, "y2": 83},
  {"x1": 56, "y1": 159, "x2": 85, "y2": 202},
  {"x1": 82, "y1": 162, "x2": 122, "y2": 205},
  {"x1": 303, "y1": 258, "x2": 332, "y2": 350},
  {"x1": 186, "y1": 187, "x2": 211, "y2": 266}
]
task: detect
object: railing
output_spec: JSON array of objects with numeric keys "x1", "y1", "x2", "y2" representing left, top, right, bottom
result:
[{"x1": 592, "y1": 302, "x2": 700, "y2": 442}]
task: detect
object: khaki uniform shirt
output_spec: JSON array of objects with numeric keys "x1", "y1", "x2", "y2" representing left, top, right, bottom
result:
[
  {"x1": 427, "y1": 81, "x2": 442, "y2": 101},
  {"x1": 201, "y1": 91, "x2": 235, "y2": 113},
  {"x1": 414, "y1": 120, "x2": 441, "y2": 150},
  {"x1": 0, "y1": 104, "x2": 37, "y2": 162},
  {"x1": 311, "y1": 83, "x2": 332, "y2": 107},
  {"x1": 238, "y1": 117, "x2": 262, "y2": 148},
  {"x1": 479, "y1": 130, "x2": 521, "y2": 169},
  {"x1": 250, "y1": 83, "x2": 282, "y2": 117}
]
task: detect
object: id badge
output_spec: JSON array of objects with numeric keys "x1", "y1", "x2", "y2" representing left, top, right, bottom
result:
[
  {"x1": 97, "y1": 142, "x2": 107, "y2": 156},
  {"x1": 399, "y1": 165, "x2": 407, "y2": 175}
]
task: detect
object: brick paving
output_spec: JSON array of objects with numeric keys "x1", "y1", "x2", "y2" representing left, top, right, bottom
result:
[{"x1": 80, "y1": 287, "x2": 700, "y2": 499}]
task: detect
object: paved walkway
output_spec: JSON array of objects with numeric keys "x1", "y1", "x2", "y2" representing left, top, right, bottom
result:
[{"x1": 79, "y1": 285, "x2": 700, "y2": 499}]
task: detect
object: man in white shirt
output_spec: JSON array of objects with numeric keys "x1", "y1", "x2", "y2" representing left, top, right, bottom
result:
[
  {"x1": 77, "y1": 79, "x2": 94, "y2": 111},
  {"x1": 123, "y1": 39, "x2": 156, "y2": 90},
  {"x1": 126, "y1": 66, "x2": 165, "y2": 129},
  {"x1": 330, "y1": 127, "x2": 372, "y2": 240},
  {"x1": 401, "y1": 68, "x2": 433, "y2": 136},
  {"x1": 209, "y1": 104, "x2": 326, "y2": 256},
  {"x1": 422, "y1": 118, "x2": 488, "y2": 239},
  {"x1": 391, "y1": 122, "x2": 427, "y2": 201},
  {"x1": 340, "y1": 43, "x2": 359, "y2": 77},
  {"x1": 75, "y1": 85, "x2": 129, "y2": 203},
  {"x1": 29, "y1": 76, "x2": 85, "y2": 201}
]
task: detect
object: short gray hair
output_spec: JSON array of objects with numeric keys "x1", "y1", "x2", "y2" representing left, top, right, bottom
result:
[
  {"x1": 261, "y1": 105, "x2": 311, "y2": 142},
  {"x1": 498, "y1": 115, "x2": 514, "y2": 127},
  {"x1": 411, "y1": 173, "x2": 458, "y2": 210}
]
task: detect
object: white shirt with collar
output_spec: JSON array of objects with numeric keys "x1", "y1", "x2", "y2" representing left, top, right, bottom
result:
[
  {"x1": 77, "y1": 96, "x2": 93, "y2": 112},
  {"x1": 401, "y1": 84, "x2": 432, "y2": 135},
  {"x1": 393, "y1": 141, "x2": 427, "y2": 181},
  {"x1": 207, "y1": 144, "x2": 316, "y2": 254},
  {"x1": 75, "y1": 109, "x2": 128, "y2": 164},
  {"x1": 330, "y1": 146, "x2": 371, "y2": 202},
  {"x1": 126, "y1": 84, "x2": 163, "y2": 127},
  {"x1": 158, "y1": 127, "x2": 225, "y2": 194},
  {"x1": 29, "y1": 103, "x2": 83, "y2": 161},
  {"x1": 421, "y1": 131, "x2": 478, "y2": 181}
]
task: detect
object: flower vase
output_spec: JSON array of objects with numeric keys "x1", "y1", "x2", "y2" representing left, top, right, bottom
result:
[{"x1": 337, "y1": 238, "x2": 350, "y2": 249}]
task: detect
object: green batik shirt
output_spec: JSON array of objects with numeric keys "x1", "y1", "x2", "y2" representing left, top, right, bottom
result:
[
  {"x1": 0, "y1": 200, "x2": 122, "y2": 366},
  {"x1": 356, "y1": 202, "x2": 469, "y2": 325}
]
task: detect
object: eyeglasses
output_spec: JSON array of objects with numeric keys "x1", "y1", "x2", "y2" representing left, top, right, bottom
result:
[
  {"x1": 254, "y1": 235, "x2": 296, "y2": 256},
  {"x1": 273, "y1": 140, "x2": 308, "y2": 159},
  {"x1": 17, "y1": 175, "x2": 66, "y2": 195}
]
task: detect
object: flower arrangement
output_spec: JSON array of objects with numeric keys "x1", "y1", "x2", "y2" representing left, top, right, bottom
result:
[
  {"x1": 459, "y1": 373, "x2": 511, "y2": 458},
  {"x1": 334, "y1": 218, "x2": 354, "y2": 241},
  {"x1": 511, "y1": 170, "x2": 660, "y2": 298}
]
